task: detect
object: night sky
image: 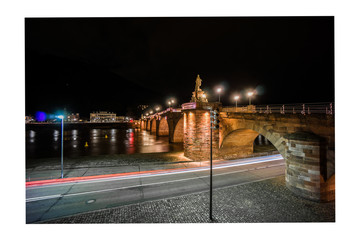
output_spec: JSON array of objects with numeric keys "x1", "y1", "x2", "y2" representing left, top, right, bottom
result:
[{"x1": 25, "y1": 17, "x2": 334, "y2": 118}]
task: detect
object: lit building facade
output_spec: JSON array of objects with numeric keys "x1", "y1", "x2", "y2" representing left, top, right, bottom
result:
[
  {"x1": 90, "y1": 111, "x2": 116, "y2": 122},
  {"x1": 66, "y1": 113, "x2": 80, "y2": 122}
]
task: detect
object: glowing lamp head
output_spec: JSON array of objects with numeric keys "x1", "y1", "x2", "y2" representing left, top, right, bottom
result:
[
  {"x1": 171, "y1": 99, "x2": 175, "y2": 103},
  {"x1": 247, "y1": 91, "x2": 254, "y2": 97},
  {"x1": 57, "y1": 115, "x2": 64, "y2": 119},
  {"x1": 150, "y1": 111, "x2": 153, "y2": 114},
  {"x1": 234, "y1": 96, "x2": 240, "y2": 100},
  {"x1": 217, "y1": 88, "x2": 222, "y2": 93},
  {"x1": 202, "y1": 94, "x2": 206, "y2": 98}
]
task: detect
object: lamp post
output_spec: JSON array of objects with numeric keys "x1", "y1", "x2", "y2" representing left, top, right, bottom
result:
[
  {"x1": 234, "y1": 95, "x2": 240, "y2": 112},
  {"x1": 57, "y1": 115, "x2": 64, "y2": 178},
  {"x1": 217, "y1": 88, "x2": 222, "y2": 102},
  {"x1": 247, "y1": 91, "x2": 254, "y2": 105},
  {"x1": 168, "y1": 101, "x2": 171, "y2": 108}
]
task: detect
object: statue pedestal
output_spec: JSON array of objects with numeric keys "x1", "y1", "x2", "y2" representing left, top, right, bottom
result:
[
  {"x1": 182, "y1": 102, "x2": 221, "y2": 161},
  {"x1": 190, "y1": 90, "x2": 208, "y2": 103}
]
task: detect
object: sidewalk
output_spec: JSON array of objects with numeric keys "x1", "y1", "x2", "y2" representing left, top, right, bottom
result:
[{"x1": 42, "y1": 176, "x2": 335, "y2": 223}]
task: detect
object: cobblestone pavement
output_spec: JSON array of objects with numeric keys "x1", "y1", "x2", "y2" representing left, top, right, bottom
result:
[{"x1": 43, "y1": 176, "x2": 335, "y2": 223}]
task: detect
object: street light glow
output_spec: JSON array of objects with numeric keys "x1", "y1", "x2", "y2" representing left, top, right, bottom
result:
[
  {"x1": 247, "y1": 90, "x2": 255, "y2": 105},
  {"x1": 217, "y1": 88, "x2": 222, "y2": 93},
  {"x1": 234, "y1": 95, "x2": 239, "y2": 100},
  {"x1": 57, "y1": 115, "x2": 64, "y2": 119}
]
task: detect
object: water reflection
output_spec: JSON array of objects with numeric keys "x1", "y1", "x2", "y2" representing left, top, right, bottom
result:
[
  {"x1": 28, "y1": 130, "x2": 36, "y2": 143},
  {"x1": 53, "y1": 130, "x2": 59, "y2": 141},
  {"x1": 254, "y1": 134, "x2": 270, "y2": 145},
  {"x1": 26, "y1": 128, "x2": 184, "y2": 160}
]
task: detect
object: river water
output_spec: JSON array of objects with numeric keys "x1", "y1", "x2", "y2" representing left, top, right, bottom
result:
[
  {"x1": 26, "y1": 127, "x2": 183, "y2": 160},
  {"x1": 26, "y1": 126, "x2": 275, "y2": 161}
]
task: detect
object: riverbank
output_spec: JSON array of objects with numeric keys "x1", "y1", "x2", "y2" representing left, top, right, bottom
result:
[
  {"x1": 26, "y1": 151, "x2": 193, "y2": 181},
  {"x1": 26, "y1": 146, "x2": 279, "y2": 182}
]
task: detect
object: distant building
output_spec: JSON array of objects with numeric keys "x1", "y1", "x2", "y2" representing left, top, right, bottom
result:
[
  {"x1": 116, "y1": 116, "x2": 132, "y2": 122},
  {"x1": 116, "y1": 116, "x2": 125, "y2": 122},
  {"x1": 66, "y1": 113, "x2": 80, "y2": 122},
  {"x1": 90, "y1": 111, "x2": 116, "y2": 122},
  {"x1": 138, "y1": 105, "x2": 149, "y2": 111},
  {"x1": 25, "y1": 115, "x2": 34, "y2": 123}
]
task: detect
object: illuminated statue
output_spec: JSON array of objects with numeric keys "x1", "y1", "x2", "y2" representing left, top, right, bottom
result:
[
  {"x1": 191, "y1": 74, "x2": 208, "y2": 103},
  {"x1": 195, "y1": 74, "x2": 202, "y2": 92}
]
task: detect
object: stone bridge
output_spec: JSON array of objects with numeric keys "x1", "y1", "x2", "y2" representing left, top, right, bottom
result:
[
  {"x1": 140, "y1": 74, "x2": 334, "y2": 202},
  {"x1": 140, "y1": 102, "x2": 334, "y2": 203},
  {"x1": 141, "y1": 108, "x2": 184, "y2": 143}
]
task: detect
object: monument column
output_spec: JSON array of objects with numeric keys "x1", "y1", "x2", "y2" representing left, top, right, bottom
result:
[{"x1": 182, "y1": 75, "x2": 221, "y2": 161}]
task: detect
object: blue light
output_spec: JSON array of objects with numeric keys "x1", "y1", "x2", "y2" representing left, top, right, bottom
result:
[{"x1": 35, "y1": 111, "x2": 46, "y2": 121}]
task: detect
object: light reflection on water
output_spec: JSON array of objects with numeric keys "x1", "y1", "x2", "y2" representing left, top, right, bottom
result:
[
  {"x1": 254, "y1": 134, "x2": 270, "y2": 145},
  {"x1": 26, "y1": 128, "x2": 272, "y2": 160},
  {"x1": 26, "y1": 128, "x2": 183, "y2": 159}
]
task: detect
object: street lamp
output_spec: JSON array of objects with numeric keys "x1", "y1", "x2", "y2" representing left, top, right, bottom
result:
[
  {"x1": 168, "y1": 101, "x2": 171, "y2": 108},
  {"x1": 234, "y1": 95, "x2": 240, "y2": 112},
  {"x1": 247, "y1": 91, "x2": 254, "y2": 105},
  {"x1": 155, "y1": 107, "x2": 160, "y2": 112},
  {"x1": 217, "y1": 88, "x2": 222, "y2": 102},
  {"x1": 57, "y1": 115, "x2": 64, "y2": 178}
]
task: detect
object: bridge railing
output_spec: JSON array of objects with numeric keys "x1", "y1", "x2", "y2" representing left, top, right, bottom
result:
[
  {"x1": 143, "y1": 107, "x2": 182, "y2": 119},
  {"x1": 222, "y1": 102, "x2": 334, "y2": 115}
]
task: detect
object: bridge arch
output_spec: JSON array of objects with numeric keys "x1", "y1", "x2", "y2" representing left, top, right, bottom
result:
[
  {"x1": 173, "y1": 116, "x2": 184, "y2": 142},
  {"x1": 158, "y1": 117, "x2": 169, "y2": 136},
  {"x1": 220, "y1": 128, "x2": 263, "y2": 159},
  {"x1": 220, "y1": 118, "x2": 287, "y2": 159},
  {"x1": 146, "y1": 119, "x2": 151, "y2": 131},
  {"x1": 219, "y1": 114, "x2": 334, "y2": 202}
]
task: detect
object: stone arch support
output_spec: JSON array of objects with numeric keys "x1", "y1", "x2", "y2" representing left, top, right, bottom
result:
[
  {"x1": 146, "y1": 119, "x2": 151, "y2": 131},
  {"x1": 158, "y1": 117, "x2": 169, "y2": 136},
  {"x1": 150, "y1": 119, "x2": 157, "y2": 134},
  {"x1": 284, "y1": 132, "x2": 334, "y2": 202}
]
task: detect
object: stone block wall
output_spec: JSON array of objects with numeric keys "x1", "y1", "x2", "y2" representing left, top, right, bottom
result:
[
  {"x1": 183, "y1": 109, "x2": 219, "y2": 161},
  {"x1": 284, "y1": 132, "x2": 334, "y2": 202},
  {"x1": 158, "y1": 117, "x2": 169, "y2": 136}
]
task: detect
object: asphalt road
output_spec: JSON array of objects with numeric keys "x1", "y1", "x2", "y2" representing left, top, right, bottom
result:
[{"x1": 26, "y1": 155, "x2": 285, "y2": 223}]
